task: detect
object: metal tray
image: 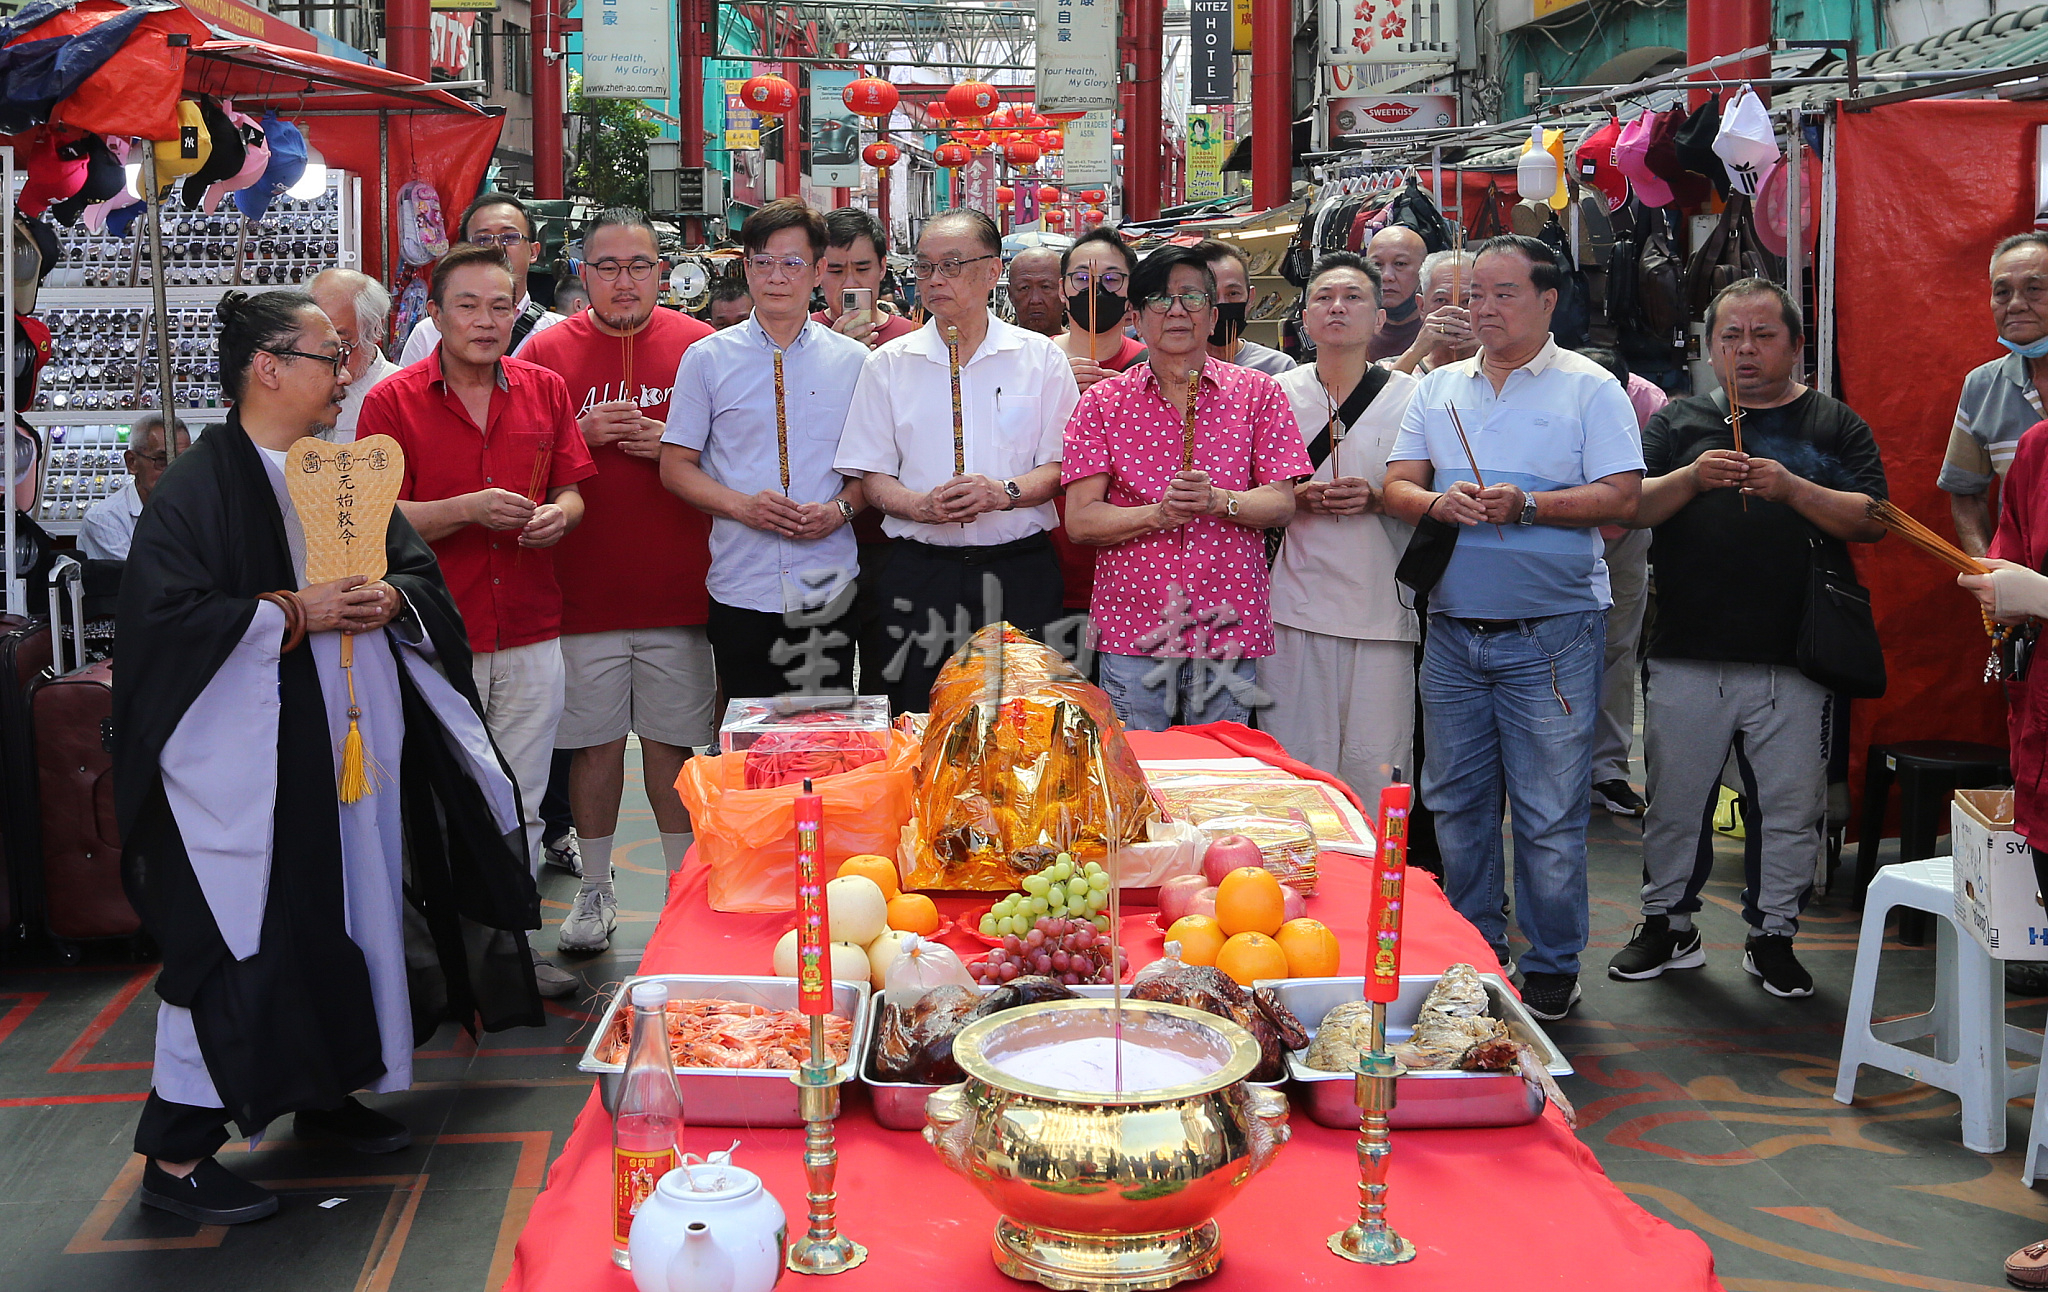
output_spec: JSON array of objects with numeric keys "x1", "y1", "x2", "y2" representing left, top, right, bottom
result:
[
  {"x1": 862, "y1": 984, "x2": 1283, "y2": 1131},
  {"x1": 579, "y1": 974, "x2": 872, "y2": 1127},
  {"x1": 1267, "y1": 974, "x2": 1573, "y2": 1130}
]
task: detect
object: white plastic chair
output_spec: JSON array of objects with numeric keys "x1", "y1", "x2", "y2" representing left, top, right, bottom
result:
[{"x1": 1834, "y1": 857, "x2": 2041, "y2": 1154}]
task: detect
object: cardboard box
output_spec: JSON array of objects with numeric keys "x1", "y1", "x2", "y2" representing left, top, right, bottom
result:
[{"x1": 1951, "y1": 789, "x2": 2048, "y2": 961}]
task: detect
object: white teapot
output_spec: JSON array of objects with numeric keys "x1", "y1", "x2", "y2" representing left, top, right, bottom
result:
[{"x1": 627, "y1": 1152, "x2": 788, "y2": 1292}]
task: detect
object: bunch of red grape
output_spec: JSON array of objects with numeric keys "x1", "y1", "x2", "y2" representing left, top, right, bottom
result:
[{"x1": 970, "y1": 917, "x2": 1123, "y2": 986}]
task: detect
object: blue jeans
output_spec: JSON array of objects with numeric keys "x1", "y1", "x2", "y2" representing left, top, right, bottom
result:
[
  {"x1": 1097, "y1": 652, "x2": 1262, "y2": 733},
  {"x1": 1420, "y1": 611, "x2": 1604, "y2": 977}
]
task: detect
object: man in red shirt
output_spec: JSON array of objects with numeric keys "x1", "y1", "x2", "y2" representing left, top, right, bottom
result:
[
  {"x1": 358, "y1": 243, "x2": 594, "y2": 997},
  {"x1": 518, "y1": 209, "x2": 716, "y2": 954}
]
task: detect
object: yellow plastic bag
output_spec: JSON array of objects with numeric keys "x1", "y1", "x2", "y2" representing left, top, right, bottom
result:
[{"x1": 676, "y1": 730, "x2": 919, "y2": 912}]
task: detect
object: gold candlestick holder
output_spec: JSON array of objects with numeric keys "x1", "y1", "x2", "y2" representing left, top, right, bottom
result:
[
  {"x1": 1328, "y1": 1001, "x2": 1417, "y2": 1265},
  {"x1": 787, "y1": 1017, "x2": 867, "y2": 1276}
]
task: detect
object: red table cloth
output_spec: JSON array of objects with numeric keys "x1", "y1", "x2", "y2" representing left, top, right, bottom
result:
[{"x1": 505, "y1": 730, "x2": 1721, "y2": 1291}]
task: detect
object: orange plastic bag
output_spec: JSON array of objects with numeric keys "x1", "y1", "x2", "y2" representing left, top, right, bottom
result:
[{"x1": 676, "y1": 730, "x2": 919, "y2": 913}]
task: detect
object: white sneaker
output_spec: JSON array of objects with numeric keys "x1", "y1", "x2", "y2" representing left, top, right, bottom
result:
[
  {"x1": 544, "y1": 829, "x2": 583, "y2": 877},
  {"x1": 530, "y1": 947, "x2": 579, "y2": 999},
  {"x1": 558, "y1": 885, "x2": 617, "y2": 954}
]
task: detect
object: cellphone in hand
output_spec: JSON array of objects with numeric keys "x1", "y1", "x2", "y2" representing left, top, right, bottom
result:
[{"x1": 842, "y1": 287, "x2": 873, "y2": 324}]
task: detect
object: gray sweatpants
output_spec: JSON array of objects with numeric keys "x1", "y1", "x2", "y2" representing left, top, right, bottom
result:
[
  {"x1": 1640, "y1": 658, "x2": 1828, "y2": 938},
  {"x1": 1593, "y1": 529, "x2": 1651, "y2": 784}
]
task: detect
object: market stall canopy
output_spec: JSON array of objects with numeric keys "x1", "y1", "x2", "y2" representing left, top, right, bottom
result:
[
  {"x1": 183, "y1": 37, "x2": 491, "y2": 116},
  {"x1": 1, "y1": 0, "x2": 213, "y2": 139}
]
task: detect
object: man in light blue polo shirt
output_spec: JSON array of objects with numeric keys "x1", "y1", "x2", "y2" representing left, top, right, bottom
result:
[
  {"x1": 661, "y1": 199, "x2": 870, "y2": 698},
  {"x1": 1384, "y1": 233, "x2": 1644, "y2": 1023}
]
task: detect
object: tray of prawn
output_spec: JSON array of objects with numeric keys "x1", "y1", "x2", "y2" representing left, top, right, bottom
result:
[{"x1": 579, "y1": 974, "x2": 873, "y2": 1125}]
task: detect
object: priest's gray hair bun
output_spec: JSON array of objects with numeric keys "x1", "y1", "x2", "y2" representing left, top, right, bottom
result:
[{"x1": 217, "y1": 288, "x2": 321, "y2": 402}]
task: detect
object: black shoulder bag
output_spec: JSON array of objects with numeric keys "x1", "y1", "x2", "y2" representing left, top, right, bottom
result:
[
  {"x1": 1266, "y1": 366, "x2": 1391, "y2": 565},
  {"x1": 1393, "y1": 393, "x2": 1459, "y2": 604}
]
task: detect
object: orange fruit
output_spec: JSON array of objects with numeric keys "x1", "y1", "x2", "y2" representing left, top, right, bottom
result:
[
  {"x1": 1215, "y1": 866, "x2": 1285, "y2": 938},
  {"x1": 1274, "y1": 918, "x2": 1341, "y2": 978},
  {"x1": 1215, "y1": 932, "x2": 1290, "y2": 985},
  {"x1": 837, "y1": 854, "x2": 901, "y2": 900},
  {"x1": 886, "y1": 892, "x2": 942, "y2": 935},
  {"x1": 1163, "y1": 915, "x2": 1227, "y2": 967}
]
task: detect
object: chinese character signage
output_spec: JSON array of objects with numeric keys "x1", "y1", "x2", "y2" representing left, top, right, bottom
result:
[
  {"x1": 583, "y1": 0, "x2": 671, "y2": 98},
  {"x1": 725, "y1": 79, "x2": 760, "y2": 150},
  {"x1": 1191, "y1": 0, "x2": 1233, "y2": 106},
  {"x1": 809, "y1": 69, "x2": 860, "y2": 187},
  {"x1": 1186, "y1": 111, "x2": 1230, "y2": 202},
  {"x1": 1036, "y1": 0, "x2": 1117, "y2": 112},
  {"x1": 283, "y1": 435, "x2": 404, "y2": 585}
]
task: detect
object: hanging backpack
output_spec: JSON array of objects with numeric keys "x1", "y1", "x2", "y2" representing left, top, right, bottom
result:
[
  {"x1": 1384, "y1": 177, "x2": 1456, "y2": 253},
  {"x1": 389, "y1": 262, "x2": 433, "y2": 353},
  {"x1": 1536, "y1": 212, "x2": 1591, "y2": 349},
  {"x1": 1612, "y1": 199, "x2": 1686, "y2": 364},
  {"x1": 1683, "y1": 194, "x2": 1773, "y2": 320},
  {"x1": 396, "y1": 179, "x2": 450, "y2": 268}
]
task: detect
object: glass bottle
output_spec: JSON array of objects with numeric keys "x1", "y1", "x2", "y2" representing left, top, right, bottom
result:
[{"x1": 612, "y1": 980, "x2": 684, "y2": 1268}]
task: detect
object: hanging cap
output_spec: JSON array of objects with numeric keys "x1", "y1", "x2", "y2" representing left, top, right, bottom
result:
[
  {"x1": 181, "y1": 96, "x2": 244, "y2": 208},
  {"x1": 1755, "y1": 145, "x2": 1820, "y2": 258},
  {"x1": 12, "y1": 314, "x2": 52, "y2": 404},
  {"x1": 1614, "y1": 111, "x2": 1671, "y2": 208},
  {"x1": 49, "y1": 133, "x2": 124, "y2": 227},
  {"x1": 1713, "y1": 85, "x2": 1780, "y2": 198},
  {"x1": 18, "y1": 130, "x2": 89, "y2": 219},
  {"x1": 235, "y1": 112, "x2": 306, "y2": 221},
  {"x1": 151, "y1": 99, "x2": 213, "y2": 197},
  {"x1": 1573, "y1": 117, "x2": 1629, "y2": 213},
  {"x1": 1644, "y1": 109, "x2": 1712, "y2": 210},
  {"x1": 630, "y1": 981, "x2": 669, "y2": 1008},
  {"x1": 203, "y1": 110, "x2": 270, "y2": 213},
  {"x1": 1673, "y1": 96, "x2": 1731, "y2": 199}
]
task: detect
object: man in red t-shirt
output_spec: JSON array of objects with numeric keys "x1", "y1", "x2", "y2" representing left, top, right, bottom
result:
[
  {"x1": 516, "y1": 209, "x2": 716, "y2": 954},
  {"x1": 360, "y1": 243, "x2": 595, "y2": 997}
]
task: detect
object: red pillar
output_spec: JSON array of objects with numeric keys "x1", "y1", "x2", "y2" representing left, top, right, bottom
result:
[
  {"x1": 387, "y1": 0, "x2": 430, "y2": 81},
  {"x1": 1688, "y1": 0, "x2": 1771, "y2": 107},
  {"x1": 1126, "y1": 0, "x2": 1163, "y2": 221},
  {"x1": 532, "y1": 0, "x2": 564, "y2": 197},
  {"x1": 1251, "y1": 0, "x2": 1290, "y2": 211},
  {"x1": 877, "y1": 167, "x2": 892, "y2": 250},
  {"x1": 680, "y1": 0, "x2": 705, "y2": 169}
]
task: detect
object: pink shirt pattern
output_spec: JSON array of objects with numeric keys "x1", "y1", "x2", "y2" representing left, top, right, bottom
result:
[{"x1": 1062, "y1": 360, "x2": 1312, "y2": 659}]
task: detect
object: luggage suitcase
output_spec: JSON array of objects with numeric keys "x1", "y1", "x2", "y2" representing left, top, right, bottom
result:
[
  {"x1": 30, "y1": 559, "x2": 138, "y2": 960},
  {"x1": 0, "y1": 610, "x2": 52, "y2": 949}
]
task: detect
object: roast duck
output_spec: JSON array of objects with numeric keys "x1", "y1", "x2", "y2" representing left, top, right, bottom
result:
[
  {"x1": 1129, "y1": 963, "x2": 1310, "y2": 1083},
  {"x1": 903, "y1": 624, "x2": 1155, "y2": 891},
  {"x1": 873, "y1": 977, "x2": 1078, "y2": 1085}
]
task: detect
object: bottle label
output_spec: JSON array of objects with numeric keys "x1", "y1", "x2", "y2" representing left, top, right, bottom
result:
[{"x1": 613, "y1": 1147, "x2": 676, "y2": 1249}]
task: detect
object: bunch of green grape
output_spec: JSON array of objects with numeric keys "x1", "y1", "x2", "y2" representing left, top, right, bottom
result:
[{"x1": 979, "y1": 853, "x2": 1114, "y2": 939}]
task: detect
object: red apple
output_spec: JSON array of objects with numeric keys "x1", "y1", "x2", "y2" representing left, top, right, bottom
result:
[
  {"x1": 1203, "y1": 834, "x2": 1266, "y2": 887},
  {"x1": 1189, "y1": 886, "x2": 1219, "y2": 922},
  {"x1": 1281, "y1": 884, "x2": 1306, "y2": 923},
  {"x1": 1159, "y1": 874, "x2": 1211, "y2": 926}
]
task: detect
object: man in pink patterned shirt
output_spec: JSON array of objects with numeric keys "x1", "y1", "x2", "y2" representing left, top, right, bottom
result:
[{"x1": 1063, "y1": 245, "x2": 1313, "y2": 730}]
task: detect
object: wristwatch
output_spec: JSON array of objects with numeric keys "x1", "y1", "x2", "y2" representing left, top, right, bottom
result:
[
  {"x1": 1517, "y1": 492, "x2": 1539, "y2": 526},
  {"x1": 1002, "y1": 479, "x2": 1023, "y2": 510},
  {"x1": 1224, "y1": 492, "x2": 1241, "y2": 519},
  {"x1": 834, "y1": 498, "x2": 855, "y2": 524}
]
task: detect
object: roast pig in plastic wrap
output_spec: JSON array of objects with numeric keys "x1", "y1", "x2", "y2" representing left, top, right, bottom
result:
[{"x1": 903, "y1": 623, "x2": 1156, "y2": 890}]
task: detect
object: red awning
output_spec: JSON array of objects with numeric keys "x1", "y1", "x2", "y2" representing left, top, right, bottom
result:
[{"x1": 184, "y1": 38, "x2": 488, "y2": 115}]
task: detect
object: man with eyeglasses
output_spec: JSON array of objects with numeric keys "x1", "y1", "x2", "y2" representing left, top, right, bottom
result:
[
  {"x1": 1052, "y1": 227, "x2": 1145, "y2": 390},
  {"x1": 398, "y1": 192, "x2": 564, "y2": 367},
  {"x1": 665, "y1": 198, "x2": 867, "y2": 703},
  {"x1": 814, "y1": 207, "x2": 917, "y2": 350},
  {"x1": 1006, "y1": 247, "x2": 1067, "y2": 338},
  {"x1": 518, "y1": 208, "x2": 716, "y2": 956},
  {"x1": 1063, "y1": 244, "x2": 1310, "y2": 731},
  {"x1": 359, "y1": 243, "x2": 594, "y2": 999},
  {"x1": 834, "y1": 208, "x2": 1081, "y2": 713},
  {"x1": 79, "y1": 412, "x2": 189, "y2": 560}
]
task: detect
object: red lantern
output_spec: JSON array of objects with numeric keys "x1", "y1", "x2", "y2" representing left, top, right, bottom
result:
[
  {"x1": 925, "y1": 100, "x2": 953, "y2": 122},
  {"x1": 995, "y1": 186, "x2": 1016, "y2": 207},
  {"x1": 1004, "y1": 140, "x2": 1041, "y2": 168},
  {"x1": 1045, "y1": 209, "x2": 1068, "y2": 230},
  {"x1": 862, "y1": 140, "x2": 902, "y2": 168},
  {"x1": 1082, "y1": 208, "x2": 1106, "y2": 227},
  {"x1": 843, "y1": 77, "x2": 899, "y2": 118},
  {"x1": 1080, "y1": 189, "x2": 1106, "y2": 204},
  {"x1": 1037, "y1": 184, "x2": 1062, "y2": 204},
  {"x1": 989, "y1": 105, "x2": 1019, "y2": 128},
  {"x1": 945, "y1": 79, "x2": 1002, "y2": 122},
  {"x1": 934, "y1": 142, "x2": 972, "y2": 169},
  {"x1": 740, "y1": 74, "x2": 799, "y2": 116},
  {"x1": 1040, "y1": 109, "x2": 1087, "y2": 122},
  {"x1": 1112, "y1": 129, "x2": 1125, "y2": 145},
  {"x1": 1035, "y1": 130, "x2": 1064, "y2": 153},
  {"x1": 958, "y1": 129, "x2": 993, "y2": 150}
]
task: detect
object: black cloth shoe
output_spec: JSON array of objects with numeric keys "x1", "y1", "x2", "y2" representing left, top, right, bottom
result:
[
  {"x1": 1743, "y1": 934, "x2": 1815, "y2": 998},
  {"x1": 1607, "y1": 916, "x2": 1706, "y2": 981},
  {"x1": 139, "y1": 1157, "x2": 278, "y2": 1225},
  {"x1": 292, "y1": 1097, "x2": 412, "y2": 1154},
  {"x1": 1592, "y1": 779, "x2": 1648, "y2": 817},
  {"x1": 1520, "y1": 971, "x2": 1582, "y2": 1021}
]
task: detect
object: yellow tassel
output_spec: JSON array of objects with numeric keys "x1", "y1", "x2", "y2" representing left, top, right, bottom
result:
[{"x1": 337, "y1": 632, "x2": 380, "y2": 803}]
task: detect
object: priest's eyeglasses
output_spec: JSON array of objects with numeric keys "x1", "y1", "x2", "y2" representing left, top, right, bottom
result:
[
  {"x1": 590, "y1": 258, "x2": 660, "y2": 282},
  {"x1": 265, "y1": 343, "x2": 354, "y2": 371},
  {"x1": 912, "y1": 254, "x2": 997, "y2": 280}
]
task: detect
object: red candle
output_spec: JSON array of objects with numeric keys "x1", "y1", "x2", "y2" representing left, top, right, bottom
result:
[
  {"x1": 1364, "y1": 782, "x2": 1411, "y2": 1004},
  {"x1": 794, "y1": 778, "x2": 830, "y2": 1016}
]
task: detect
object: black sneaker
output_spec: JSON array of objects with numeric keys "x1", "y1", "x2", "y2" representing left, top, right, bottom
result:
[
  {"x1": 292, "y1": 1097, "x2": 412, "y2": 1154},
  {"x1": 139, "y1": 1157, "x2": 278, "y2": 1225},
  {"x1": 1743, "y1": 934, "x2": 1815, "y2": 998},
  {"x1": 1592, "y1": 780, "x2": 1648, "y2": 817},
  {"x1": 1520, "y1": 971, "x2": 1582, "y2": 1021},
  {"x1": 1607, "y1": 915, "x2": 1706, "y2": 981},
  {"x1": 2008, "y1": 962, "x2": 2048, "y2": 996}
]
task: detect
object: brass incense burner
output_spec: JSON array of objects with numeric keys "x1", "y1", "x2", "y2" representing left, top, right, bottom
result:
[{"x1": 924, "y1": 999, "x2": 1292, "y2": 1291}]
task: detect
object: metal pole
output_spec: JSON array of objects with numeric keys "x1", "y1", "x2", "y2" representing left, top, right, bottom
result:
[
  {"x1": 141, "y1": 146, "x2": 179, "y2": 460},
  {"x1": 3, "y1": 145, "x2": 19, "y2": 618},
  {"x1": 1785, "y1": 113, "x2": 1805, "y2": 384},
  {"x1": 379, "y1": 111, "x2": 391, "y2": 283},
  {"x1": 1817, "y1": 108, "x2": 1838, "y2": 396}
]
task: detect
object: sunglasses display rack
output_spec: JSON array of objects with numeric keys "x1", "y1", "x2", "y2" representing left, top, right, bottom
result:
[{"x1": 10, "y1": 173, "x2": 361, "y2": 537}]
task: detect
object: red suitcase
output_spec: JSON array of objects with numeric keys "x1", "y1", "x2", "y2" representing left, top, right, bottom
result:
[
  {"x1": 31, "y1": 657, "x2": 138, "y2": 958},
  {"x1": 0, "y1": 613, "x2": 52, "y2": 949}
]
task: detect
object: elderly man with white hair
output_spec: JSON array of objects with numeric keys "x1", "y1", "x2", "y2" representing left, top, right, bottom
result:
[{"x1": 307, "y1": 268, "x2": 401, "y2": 442}]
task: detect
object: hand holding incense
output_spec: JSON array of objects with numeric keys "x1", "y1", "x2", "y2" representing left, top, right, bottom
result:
[
  {"x1": 1182, "y1": 366, "x2": 1202, "y2": 469},
  {"x1": 945, "y1": 324, "x2": 968, "y2": 527},
  {"x1": 1728, "y1": 388, "x2": 1748, "y2": 513},
  {"x1": 1444, "y1": 404, "x2": 1504, "y2": 540},
  {"x1": 773, "y1": 346, "x2": 792, "y2": 495}
]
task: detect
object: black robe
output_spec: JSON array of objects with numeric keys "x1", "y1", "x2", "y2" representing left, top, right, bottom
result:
[{"x1": 114, "y1": 412, "x2": 544, "y2": 1135}]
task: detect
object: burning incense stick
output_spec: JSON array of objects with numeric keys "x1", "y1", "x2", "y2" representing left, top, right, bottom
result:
[
  {"x1": 525, "y1": 435, "x2": 554, "y2": 503},
  {"x1": 1087, "y1": 282, "x2": 1098, "y2": 365},
  {"x1": 945, "y1": 324, "x2": 967, "y2": 527},
  {"x1": 1867, "y1": 498, "x2": 2005, "y2": 648},
  {"x1": 1727, "y1": 386, "x2": 1748, "y2": 512},
  {"x1": 1182, "y1": 365, "x2": 1201, "y2": 469},
  {"x1": 1444, "y1": 403, "x2": 1503, "y2": 540},
  {"x1": 773, "y1": 346, "x2": 791, "y2": 495}
]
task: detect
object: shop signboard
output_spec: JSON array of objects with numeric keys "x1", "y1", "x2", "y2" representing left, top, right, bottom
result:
[
  {"x1": 1035, "y1": 0, "x2": 1118, "y2": 112},
  {"x1": 429, "y1": 11, "x2": 474, "y2": 74},
  {"x1": 583, "y1": 0, "x2": 671, "y2": 98},
  {"x1": 1063, "y1": 110, "x2": 1113, "y2": 189},
  {"x1": 1497, "y1": 0, "x2": 1590, "y2": 30},
  {"x1": 175, "y1": 0, "x2": 318, "y2": 50},
  {"x1": 1186, "y1": 111, "x2": 1230, "y2": 203},
  {"x1": 810, "y1": 69, "x2": 861, "y2": 186},
  {"x1": 1319, "y1": 0, "x2": 1458, "y2": 64},
  {"x1": 1327, "y1": 93, "x2": 1456, "y2": 138},
  {"x1": 725, "y1": 80, "x2": 760, "y2": 151},
  {"x1": 1191, "y1": 0, "x2": 1234, "y2": 106}
]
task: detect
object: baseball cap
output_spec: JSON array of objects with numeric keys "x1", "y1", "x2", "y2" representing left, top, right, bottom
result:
[
  {"x1": 11, "y1": 314, "x2": 52, "y2": 405},
  {"x1": 17, "y1": 130, "x2": 88, "y2": 219},
  {"x1": 234, "y1": 112, "x2": 306, "y2": 221},
  {"x1": 49, "y1": 133, "x2": 123, "y2": 227},
  {"x1": 1713, "y1": 85, "x2": 1780, "y2": 198},
  {"x1": 1644, "y1": 109, "x2": 1712, "y2": 210},
  {"x1": 1755, "y1": 145, "x2": 1820, "y2": 258},
  {"x1": 151, "y1": 99, "x2": 212, "y2": 197},
  {"x1": 1674, "y1": 97, "x2": 1732, "y2": 199},
  {"x1": 181, "y1": 95, "x2": 244, "y2": 208},
  {"x1": 1614, "y1": 111, "x2": 1671, "y2": 208},
  {"x1": 1574, "y1": 117, "x2": 1629, "y2": 213},
  {"x1": 203, "y1": 110, "x2": 270, "y2": 213}
]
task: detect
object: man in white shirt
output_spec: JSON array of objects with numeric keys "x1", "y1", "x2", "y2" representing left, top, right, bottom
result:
[
  {"x1": 398, "y1": 192, "x2": 564, "y2": 365},
  {"x1": 1266, "y1": 252, "x2": 1419, "y2": 803},
  {"x1": 833, "y1": 208, "x2": 1081, "y2": 713},
  {"x1": 1192, "y1": 238, "x2": 1295, "y2": 376},
  {"x1": 80, "y1": 413, "x2": 189, "y2": 560},
  {"x1": 308, "y1": 268, "x2": 401, "y2": 442}
]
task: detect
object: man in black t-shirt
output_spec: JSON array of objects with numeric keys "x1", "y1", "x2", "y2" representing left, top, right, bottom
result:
[{"x1": 1607, "y1": 279, "x2": 1888, "y2": 999}]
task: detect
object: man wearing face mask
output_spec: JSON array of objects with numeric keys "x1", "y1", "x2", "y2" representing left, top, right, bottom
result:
[
  {"x1": 1366, "y1": 227, "x2": 1429, "y2": 362},
  {"x1": 1006, "y1": 247, "x2": 1068, "y2": 338},
  {"x1": 1942, "y1": 233, "x2": 2048, "y2": 556},
  {"x1": 1191, "y1": 239, "x2": 1295, "y2": 376},
  {"x1": 1053, "y1": 228, "x2": 1145, "y2": 390}
]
